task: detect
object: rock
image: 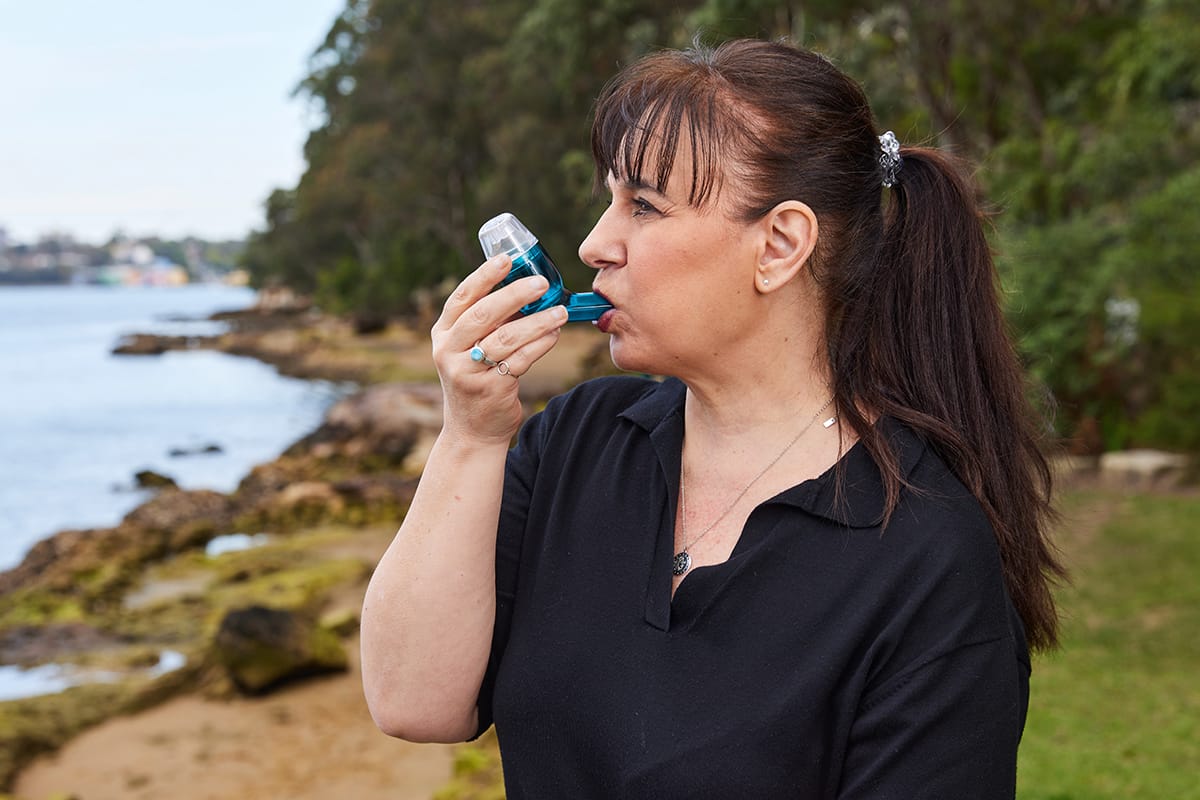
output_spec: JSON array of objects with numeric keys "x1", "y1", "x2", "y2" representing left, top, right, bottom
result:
[
  {"x1": 261, "y1": 481, "x2": 346, "y2": 522},
  {"x1": 1048, "y1": 454, "x2": 1100, "y2": 482},
  {"x1": 0, "y1": 623, "x2": 125, "y2": 667},
  {"x1": 111, "y1": 333, "x2": 169, "y2": 355},
  {"x1": 284, "y1": 383, "x2": 443, "y2": 470},
  {"x1": 133, "y1": 470, "x2": 177, "y2": 489},
  {"x1": 0, "y1": 528, "x2": 106, "y2": 596},
  {"x1": 0, "y1": 489, "x2": 235, "y2": 602},
  {"x1": 1099, "y1": 450, "x2": 1190, "y2": 488},
  {"x1": 319, "y1": 608, "x2": 360, "y2": 637},
  {"x1": 167, "y1": 443, "x2": 223, "y2": 458},
  {"x1": 331, "y1": 475, "x2": 417, "y2": 507},
  {"x1": 122, "y1": 489, "x2": 235, "y2": 551},
  {"x1": 112, "y1": 333, "x2": 208, "y2": 356},
  {"x1": 212, "y1": 606, "x2": 347, "y2": 694}
]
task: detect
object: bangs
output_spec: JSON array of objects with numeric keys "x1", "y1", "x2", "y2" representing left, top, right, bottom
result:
[{"x1": 590, "y1": 51, "x2": 732, "y2": 207}]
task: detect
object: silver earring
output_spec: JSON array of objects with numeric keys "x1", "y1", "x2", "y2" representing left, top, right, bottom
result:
[{"x1": 762, "y1": 278, "x2": 770, "y2": 286}]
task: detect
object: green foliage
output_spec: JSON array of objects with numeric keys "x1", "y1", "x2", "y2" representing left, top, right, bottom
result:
[
  {"x1": 998, "y1": 214, "x2": 1124, "y2": 450},
  {"x1": 246, "y1": 0, "x2": 1198, "y2": 450}
]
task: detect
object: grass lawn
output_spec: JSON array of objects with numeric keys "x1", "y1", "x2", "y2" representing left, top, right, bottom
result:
[{"x1": 1018, "y1": 488, "x2": 1200, "y2": 799}]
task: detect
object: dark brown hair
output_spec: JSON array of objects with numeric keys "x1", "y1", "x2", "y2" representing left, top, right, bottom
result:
[{"x1": 590, "y1": 39, "x2": 1065, "y2": 650}]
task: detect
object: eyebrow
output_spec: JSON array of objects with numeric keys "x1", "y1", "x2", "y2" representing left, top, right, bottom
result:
[{"x1": 610, "y1": 175, "x2": 667, "y2": 195}]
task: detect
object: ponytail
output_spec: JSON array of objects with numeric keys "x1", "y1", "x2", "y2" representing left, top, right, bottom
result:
[{"x1": 831, "y1": 147, "x2": 1066, "y2": 651}]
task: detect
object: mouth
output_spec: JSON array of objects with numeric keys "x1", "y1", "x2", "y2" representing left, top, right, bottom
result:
[{"x1": 591, "y1": 289, "x2": 616, "y2": 333}]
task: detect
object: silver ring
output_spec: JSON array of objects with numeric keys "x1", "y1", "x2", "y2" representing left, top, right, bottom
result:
[
  {"x1": 496, "y1": 360, "x2": 516, "y2": 377},
  {"x1": 469, "y1": 344, "x2": 497, "y2": 368}
]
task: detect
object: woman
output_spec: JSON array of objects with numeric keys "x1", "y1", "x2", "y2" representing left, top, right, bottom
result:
[{"x1": 361, "y1": 39, "x2": 1063, "y2": 798}]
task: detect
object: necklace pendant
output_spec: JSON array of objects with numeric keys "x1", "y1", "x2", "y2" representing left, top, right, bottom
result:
[{"x1": 672, "y1": 551, "x2": 692, "y2": 576}]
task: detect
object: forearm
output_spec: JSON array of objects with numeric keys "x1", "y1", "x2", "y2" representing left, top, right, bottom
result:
[{"x1": 360, "y1": 430, "x2": 509, "y2": 742}]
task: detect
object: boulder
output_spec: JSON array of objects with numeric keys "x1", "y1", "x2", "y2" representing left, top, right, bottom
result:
[
  {"x1": 133, "y1": 469, "x2": 177, "y2": 489},
  {"x1": 319, "y1": 608, "x2": 360, "y2": 637},
  {"x1": 212, "y1": 605, "x2": 347, "y2": 694},
  {"x1": 1099, "y1": 450, "x2": 1190, "y2": 489},
  {"x1": 122, "y1": 489, "x2": 235, "y2": 552},
  {"x1": 259, "y1": 481, "x2": 346, "y2": 523}
]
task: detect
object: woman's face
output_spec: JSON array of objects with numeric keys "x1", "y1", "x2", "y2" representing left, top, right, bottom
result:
[{"x1": 579, "y1": 148, "x2": 762, "y2": 377}]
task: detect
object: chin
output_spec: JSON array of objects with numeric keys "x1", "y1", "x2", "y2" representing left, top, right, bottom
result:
[{"x1": 608, "y1": 336, "x2": 659, "y2": 376}]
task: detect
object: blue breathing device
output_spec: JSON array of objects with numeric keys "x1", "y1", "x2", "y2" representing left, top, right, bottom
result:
[{"x1": 478, "y1": 213, "x2": 612, "y2": 322}]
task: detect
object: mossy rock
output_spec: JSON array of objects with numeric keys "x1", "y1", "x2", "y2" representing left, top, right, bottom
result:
[
  {"x1": 0, "y1": 590, "x2": 86, "y2": 630},
  {"x1": 134, "y1": 469, "x2": 177, "y2": 489},
  {"x1": 211, "y1": 605, "x2": 347, "y2": 694}
]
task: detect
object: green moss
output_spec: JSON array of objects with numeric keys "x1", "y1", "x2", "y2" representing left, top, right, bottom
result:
[
  {"x1": 206, "y1": 558, "x2": 366, "y2": 620},
  {"x1": 0, "y1": 590, "x2": 85, "y2": 629},
  {"x1": 433, "y1": 728, "x2": 506, "y2": 800}
]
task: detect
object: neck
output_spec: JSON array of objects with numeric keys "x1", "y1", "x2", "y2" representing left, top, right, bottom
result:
[{"x1": 681, "y1": 341, "x2": 831, "y2": 444}]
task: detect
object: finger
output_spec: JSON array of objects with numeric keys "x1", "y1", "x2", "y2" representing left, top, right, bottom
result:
[
  {"x1": 434, "y1": 255, "x2": 512, "y2": 332},
  {"x1": 479, "y1": 312, "x2": 567, "y2": 378},
  {"x1": 475, "y1": 304, "x2": 568, "y2": 363},
  {"x1": 450, "y1": 274, "x2": 551, "y2": 346},
  {"x1": 433, "y1": 278, "x2": 555, "y2": 378}
]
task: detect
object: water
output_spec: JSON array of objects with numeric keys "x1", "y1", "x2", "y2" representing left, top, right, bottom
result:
[
  {"x1": 0, "y1": 285, "x2": 350, "y2": 571},
  {"x1": 0, "y1": 649, "x2": 186, "y2": 701}
]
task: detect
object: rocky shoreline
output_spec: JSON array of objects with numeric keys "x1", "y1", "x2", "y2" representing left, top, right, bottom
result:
[{"x1": 0, "y1": 297, "x2": 608, "y2": 796}]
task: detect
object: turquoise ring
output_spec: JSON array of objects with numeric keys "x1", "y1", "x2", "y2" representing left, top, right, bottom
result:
[{"x1": 469, "y1": 344, "x2": 498, "y2": 367}]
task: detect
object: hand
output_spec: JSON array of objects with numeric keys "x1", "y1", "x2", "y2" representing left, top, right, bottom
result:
[{"x1": 432, "y1": 254, "x2": 569, "y2": 445}]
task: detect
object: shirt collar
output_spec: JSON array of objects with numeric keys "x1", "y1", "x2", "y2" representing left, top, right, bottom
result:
[{"x1": 619, "y1": 377, "x2": 927, "y2": 530}]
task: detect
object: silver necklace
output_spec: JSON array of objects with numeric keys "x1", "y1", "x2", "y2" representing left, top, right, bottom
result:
[{"x1": 673, "y1": 397, "x2": 836, "y2": 577}]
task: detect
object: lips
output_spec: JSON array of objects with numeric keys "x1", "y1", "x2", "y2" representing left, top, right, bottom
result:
[
  {"x1": 591, "y1": 289, "x2": 615, "y2": 333},
  {"x1": 595, "y1": 309, "x2": 616, "y2": 333}
]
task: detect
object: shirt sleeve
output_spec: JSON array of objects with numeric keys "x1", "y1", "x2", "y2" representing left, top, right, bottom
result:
[
  {"x1": 836, "y1": 631, "x2": 1030, "y2": 799},
  {"x1": 470, "y1": 401, "x2": 552, "y2": 738}
]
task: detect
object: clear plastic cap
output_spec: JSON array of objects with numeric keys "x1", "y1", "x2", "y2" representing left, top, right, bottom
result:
[{"x1": 478, "y1": 212, "x2": 538, "y2": 259}]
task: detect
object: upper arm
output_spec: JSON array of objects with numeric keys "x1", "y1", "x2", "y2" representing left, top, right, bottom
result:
[{"x1": 837, "y1": 634, "x2": 1029, "y2": 799}]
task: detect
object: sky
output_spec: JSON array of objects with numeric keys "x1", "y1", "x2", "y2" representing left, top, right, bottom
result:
[{"x1": 0, "y1": 0, "x2": 348, "y2": 245}]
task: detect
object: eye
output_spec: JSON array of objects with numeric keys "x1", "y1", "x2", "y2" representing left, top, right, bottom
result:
[{"x1": 631, "y1": 197, "x2": 660, "y2": 217}]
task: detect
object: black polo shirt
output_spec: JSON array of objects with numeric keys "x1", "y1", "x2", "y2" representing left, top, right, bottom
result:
[{"x1": 476, "y1": 376, "x2": 1029, "y2": 799}]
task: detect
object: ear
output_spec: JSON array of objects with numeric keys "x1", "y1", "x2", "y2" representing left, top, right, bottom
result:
[{"x1": 754, "y1": 201, "x2": 818, "y2": 294}]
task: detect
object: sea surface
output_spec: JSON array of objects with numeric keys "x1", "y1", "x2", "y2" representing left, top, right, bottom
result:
[{"x1": 0, "y1": 284, "x2": 350, "y2": 571}]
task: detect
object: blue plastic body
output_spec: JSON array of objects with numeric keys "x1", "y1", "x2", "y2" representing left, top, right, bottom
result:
[{"x1": 492, "y1": 243, "x2": 612, "y2": 322}]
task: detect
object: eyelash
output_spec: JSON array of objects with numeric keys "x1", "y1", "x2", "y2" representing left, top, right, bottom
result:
[{"x1": 631, "y1": 197, "x2": 658, "y2": 217}]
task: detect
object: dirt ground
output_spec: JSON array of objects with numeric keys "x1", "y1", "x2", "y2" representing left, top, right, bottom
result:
[{"x1": 14, "y1": 634, "x2": 456, "y2": 800}]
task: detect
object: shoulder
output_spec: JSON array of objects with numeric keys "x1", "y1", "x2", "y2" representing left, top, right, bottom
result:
[
  {"x1": 893, "y1": 438, "x2": 1000, "y2": 575},
  {"x1": 860, "y1": 431, "x2": 1027, "y2": 671}
]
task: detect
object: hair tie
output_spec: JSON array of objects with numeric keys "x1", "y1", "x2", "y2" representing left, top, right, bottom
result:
[{"x1": 878, "y1": 131, "x2": 902, "y2": 188}]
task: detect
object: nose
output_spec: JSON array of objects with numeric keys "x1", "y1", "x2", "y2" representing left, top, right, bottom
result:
[{"x1": 578, "y1": 205, "x2": 624, "y2": 271}]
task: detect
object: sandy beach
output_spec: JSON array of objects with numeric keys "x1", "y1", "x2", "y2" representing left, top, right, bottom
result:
[{"x1": 14, "y1": 635, "x2": 456, "y2": 800}]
